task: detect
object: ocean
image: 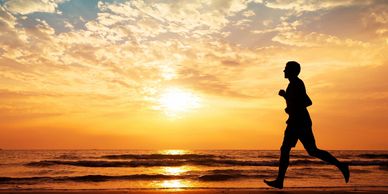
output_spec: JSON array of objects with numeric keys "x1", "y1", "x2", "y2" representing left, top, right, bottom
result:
[{"x1": 0, "y1": 150, "x2": 387, "y2": 189}]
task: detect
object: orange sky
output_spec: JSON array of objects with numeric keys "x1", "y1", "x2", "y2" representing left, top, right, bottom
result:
[{"x1": 0, "y1": 0, "x2": 387, "y2": 150}]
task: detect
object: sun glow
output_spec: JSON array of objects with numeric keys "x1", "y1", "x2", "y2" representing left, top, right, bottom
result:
[
  {"x1": 162, "y1": 166, "x2": 189, "y2": 175},
  {"x1": 158, "y1": 88, "x2": 200, "y2": 117},
  {"x1": 160, "y1": 149, "x2": 188, "y2": 155},
  {"x1": 159, "y1": 180, "x2": 189, "y2": 188}
]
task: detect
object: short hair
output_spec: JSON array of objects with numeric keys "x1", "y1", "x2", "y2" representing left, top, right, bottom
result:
[{"x1": 286, "y1": 61, "x2": 301, "y2": 76}]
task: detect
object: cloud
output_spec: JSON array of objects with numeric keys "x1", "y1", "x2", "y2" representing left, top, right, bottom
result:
[
  {"x1": 0, "y1": 5, "x2": 25, "y2": 49},
  {"x1": 0, "y1": 0, "x2": 387, "y2": 123},
  {"x1": 233, "y1": 18, "x2": 253, "y2": 29},
  {"x1": 272, "y1": 31, "x2": 370, "y2": 47},
  {"x1": 242, "y1": 10, "x2": 255, "y2": 17},
  {"x1": 0, "y1": 0, "x2": 388, "y2": 150},
  {"x1": 362, "y1": 4, "x2": 388, "y2": 39},
  {"x1": 3, "y1": 0, "x2": 64, "y2": 15},
  {"x1": 95, "y1": 0, "x2": 252, "y2": 40},
  {"x1": 0, "y1": 5, "x2": 15, "y2": 26},
  {"x1": 171, "y1": 66, "x2": 255, "y2": 99},
  {"x1": 0, "y1": 88, "x2": 118, "y2": 124},
  {"x1": 261, "y1": 0, "x2": 372, "y2": 12}
]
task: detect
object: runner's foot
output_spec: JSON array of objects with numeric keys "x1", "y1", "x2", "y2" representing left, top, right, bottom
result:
[
  {"x1": 340, "y1": 163, "x2": 350, "y2": 183},
  {"x1": 264, "y1": 179, "x2": 283, "y2": 189}
]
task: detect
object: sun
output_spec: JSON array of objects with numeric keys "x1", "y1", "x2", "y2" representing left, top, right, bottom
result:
[{"x1": 158, "y1": 88, "x2": 200, "y2": 117}]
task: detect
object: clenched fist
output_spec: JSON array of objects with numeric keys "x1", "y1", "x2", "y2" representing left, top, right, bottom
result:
[{"x1": 278, "y1": 89, "x2": 286, "y2": 97}]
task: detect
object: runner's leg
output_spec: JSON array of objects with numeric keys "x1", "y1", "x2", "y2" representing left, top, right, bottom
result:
[
  {"x1": 278, "y1": 144, "x2": 292, "y2": 181},
  {"x1": 264, "y1": 125, "x2": 297, "y2": 189},
  {"x1": 301, "y1": 126, "x2": 349, "y2": 182}
]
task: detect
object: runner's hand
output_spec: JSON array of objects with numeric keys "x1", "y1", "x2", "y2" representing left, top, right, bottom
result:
[{"x1": 278, "y1": 89, "x2": 286, "y2": 97}]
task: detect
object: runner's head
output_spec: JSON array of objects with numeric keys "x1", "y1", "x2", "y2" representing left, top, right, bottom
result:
[{"x1": 284, "y1": 61, "x2": 300, "y2": 78}]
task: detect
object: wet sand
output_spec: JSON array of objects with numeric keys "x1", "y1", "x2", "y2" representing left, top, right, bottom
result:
[{"x1": 1, "y1": 187, "x2": 388, "y2": 194}]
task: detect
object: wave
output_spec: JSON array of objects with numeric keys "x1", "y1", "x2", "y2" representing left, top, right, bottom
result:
[
  {"x1": 101, "y1": 153, "x2": 225, "y2": 160},
  {"x1": 0, "y1": 169, "x2": 273, "y2": 184},
  {"x1": 378, "y1": 163, "x2": 388, "y2": 171},
  {"x1": 0, "y1": 174, "x2": 259, "y2": 184},
  {"x1": 358, "y1": 154, "x2": 388, "y2": 159},
  {"x1": 54, "y1": 154, "x2": 80, "y2": 160},
  {"x1": 26, "y1": 160, "x2": 187, "y2": 167},
  {"x1": 25, "y1": 159, "x2": 281, "y2": 167},
  {"x1": 198, "y1": 174, "x2": 263, "y2": 181},
  {"x1": 102, "y1": 153, "x2": 313, "y2": 160},
  {"x1": 25, "y1": 158, "x2": 388, "y2": 168},
  {"x1": 0, "y1": 174, "x2": 191, "y2": 184},
  {"x1": 0, "y1": 166, "x2": 336, "y2": 184}
]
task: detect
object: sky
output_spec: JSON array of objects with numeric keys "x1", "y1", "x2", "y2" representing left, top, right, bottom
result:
[{"x1": 0, "y1": 0, "x2": 387, "y2": 150}]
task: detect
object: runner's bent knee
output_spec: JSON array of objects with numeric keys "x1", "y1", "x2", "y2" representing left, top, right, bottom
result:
[{"x1": 306, "y1": 147, "x2": 320, "y2": 157}]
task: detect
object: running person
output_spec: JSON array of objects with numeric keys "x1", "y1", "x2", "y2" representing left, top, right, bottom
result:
[{"x1": 264, "y1": 61, "x2": 350, "y2": 189}]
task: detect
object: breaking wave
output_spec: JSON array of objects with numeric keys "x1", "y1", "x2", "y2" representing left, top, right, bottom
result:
[
  {"x1": 25, "y1": 158, "x2": 388, "y2": 168},
  {"x1": 102, "y1": 153, "x2": 224, "y2": 160},
  {"x1": 358, "y1": 154, "x2": 388, "y2": 159},
  {"x1": 0, "y1": 168, "x2": 276, "y2": 184}
]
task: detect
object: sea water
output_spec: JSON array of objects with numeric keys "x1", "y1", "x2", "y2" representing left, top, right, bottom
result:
[{"x1": 0, "y1": 150, "x2": 387, "y2": 189}]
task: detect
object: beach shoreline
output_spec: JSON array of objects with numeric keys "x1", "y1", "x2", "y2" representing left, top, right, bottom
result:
[
  {"x1": 1, "y1": 187, "x2": 388, "y2": 194},
  {"x1": 1, "y1": 150, "x2": 387, "y2": 192}
]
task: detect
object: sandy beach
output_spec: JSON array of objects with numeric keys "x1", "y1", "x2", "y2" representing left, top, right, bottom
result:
[{"x1": 1, "y1": 187, "x2": 388, "y2": 194}]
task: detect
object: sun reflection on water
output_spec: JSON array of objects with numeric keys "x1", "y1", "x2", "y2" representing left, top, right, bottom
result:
[
  {"x1": 159, "y1": 180, "x2": 190, "y2": 189},
  {"x1": 162, "y1": 166, "x2": 189, "y2": 175},
  {"x1": 160, "y1": 149, "x2": 188, "y2": 155},
  {"x1": 163, "y1": 167, "x2": 187, "y2": 175}
]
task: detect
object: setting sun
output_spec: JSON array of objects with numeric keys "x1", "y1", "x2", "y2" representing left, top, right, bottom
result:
[{"x1": 158, "y1": 88, "x2": 201, "y2": 117}]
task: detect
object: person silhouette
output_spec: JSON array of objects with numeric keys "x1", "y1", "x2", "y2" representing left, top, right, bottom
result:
[{"x1": 264, "y1": 61, "x2": 350, "y2": 189}]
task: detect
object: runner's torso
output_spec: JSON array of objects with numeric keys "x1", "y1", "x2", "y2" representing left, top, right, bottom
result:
[{"x1": 285, "y1": 78, "x2": 312, "y2": 126}]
